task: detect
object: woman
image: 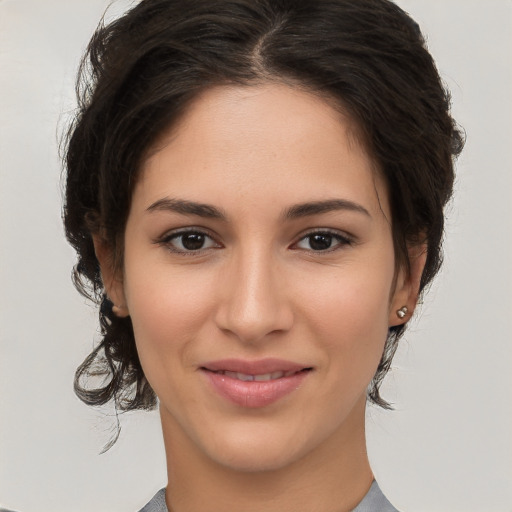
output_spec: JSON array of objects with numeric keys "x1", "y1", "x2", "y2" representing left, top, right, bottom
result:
[{"x1": 63, "y1": 0, "x2": 463, "y2": 510}]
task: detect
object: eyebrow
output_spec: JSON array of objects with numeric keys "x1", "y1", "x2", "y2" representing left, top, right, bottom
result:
[
  {"x1": 283, "y1": 199, "x2": 371, "y2": 219},
  {"x1": 146, "y1": 197, "x2": 370, "y2": 220},
  {"x1": 146, "y1": 198, "x2": 228, "y2": 220}
]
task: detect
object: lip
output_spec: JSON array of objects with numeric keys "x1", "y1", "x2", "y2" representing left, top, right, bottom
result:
[
  {"x1": 202, "y1": 358, "x2": 308, "y2": 375},
  {"x1": 200, "y1": 358, "x2": 312, "y2": 408}
]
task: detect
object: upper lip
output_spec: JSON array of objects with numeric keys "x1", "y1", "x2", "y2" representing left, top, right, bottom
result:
[{"x1": 201, "y1": 358, "x2": 311, "y2": 375}]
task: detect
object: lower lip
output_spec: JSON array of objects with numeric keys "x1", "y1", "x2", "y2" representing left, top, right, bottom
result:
[{"x1": 202, "y1": 369, "x2": 311, "y2": 408}]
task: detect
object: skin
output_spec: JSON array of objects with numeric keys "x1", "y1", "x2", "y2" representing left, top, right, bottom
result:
[{"x1": 96, "y1": 83, "x2": 425, "y2": 512}]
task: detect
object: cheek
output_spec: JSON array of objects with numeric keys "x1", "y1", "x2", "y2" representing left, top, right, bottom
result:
[
  {"x1": 295, "y1": 256, "x2": 394, "y2": 373},
  {"x1": 302, "y1": 260, "x2": 393, "y2": 326},
  {"x1": 123, "y1": 262, "x2": 217, "y2": 375}
]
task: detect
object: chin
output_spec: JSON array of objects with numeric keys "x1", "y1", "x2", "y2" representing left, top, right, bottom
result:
[
  {"x1": 199, "y1": 421, "x2": 315, "y2": 473},
  {"x1": 213, "y1": 444, "x2": 303, "y2": 474}
]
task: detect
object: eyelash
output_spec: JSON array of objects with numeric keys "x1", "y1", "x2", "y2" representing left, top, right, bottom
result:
[
  {"x1": 293, "y1": 229, "x2": 354, "y2": 253},
  {"x1": 156, "y1": 228, "x2": 354, "y2": 255},
  {"x1": 156, "y1": 228, "x2": 221, "y2": 255}
]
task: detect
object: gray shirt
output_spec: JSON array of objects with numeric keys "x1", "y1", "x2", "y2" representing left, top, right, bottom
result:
[{"x1": 138, "y1": 481, "x2": 399, "y2": 511}]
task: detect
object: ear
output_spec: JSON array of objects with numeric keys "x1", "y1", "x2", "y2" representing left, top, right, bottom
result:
[
  {"x1": 92, "y1": 235, "x2": 129, "y2": 318},
  {"x1": 388, "y1": 243, "x2": 427, "y2": 327}
]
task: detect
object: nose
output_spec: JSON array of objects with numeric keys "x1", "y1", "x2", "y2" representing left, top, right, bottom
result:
[{"x1": 214, "y1": 247, "x2": 294, "y2": 344}]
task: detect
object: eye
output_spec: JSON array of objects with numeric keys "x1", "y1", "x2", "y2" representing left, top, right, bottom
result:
[
  {"x1": 159, "y1": 230, "x2": 220, "y2": 253},
  {"x1": 294, "y1": 231, "x2": 352, "y2": 252}
]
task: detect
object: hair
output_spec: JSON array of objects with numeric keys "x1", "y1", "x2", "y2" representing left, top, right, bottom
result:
[{"x1": 64, "y1": 0, "x2": 464, "y2": 415}]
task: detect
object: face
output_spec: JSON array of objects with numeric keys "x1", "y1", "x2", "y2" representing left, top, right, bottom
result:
[{"x1": 101, "y1": 83, "x2": 418, "y2": 472}]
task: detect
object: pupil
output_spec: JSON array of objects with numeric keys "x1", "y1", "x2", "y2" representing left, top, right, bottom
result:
[
  {"x1": 310, "y1": 234, "x2": 332, "y2": 251},
  {"x1": 182, "y1": 233, "x2": 205, "y2": 250}
]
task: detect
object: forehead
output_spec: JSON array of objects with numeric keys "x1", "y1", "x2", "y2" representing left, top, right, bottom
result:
[{"x1": 136, "y1": 83, "x2": 389, "y2": 220}]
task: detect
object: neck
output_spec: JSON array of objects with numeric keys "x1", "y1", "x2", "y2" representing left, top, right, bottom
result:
[{"x1": 161, "y1": 397, "x2": 373, "y2": 512}]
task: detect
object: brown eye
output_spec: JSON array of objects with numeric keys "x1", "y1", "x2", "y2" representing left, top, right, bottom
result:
[
  {"x1": 308, "y1": 234, "x2": 334, "y2": 251},
  {"x1": 163, "y1": 230, "x2": 219, "y2": 253},
  {"x1": 180, "y1": 233, "x2": 207, "y2": 250},
  {"x1": 295, "y1": 231, "x2": 352, "y2": 252}
]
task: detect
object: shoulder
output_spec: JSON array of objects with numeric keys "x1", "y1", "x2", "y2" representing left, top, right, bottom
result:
[
  {"x1": 352, "y1": 481, "x2": 400, "y2": 512},
  {"x1": 137, "y1": 488, "x2": 168, "y2": 512}
]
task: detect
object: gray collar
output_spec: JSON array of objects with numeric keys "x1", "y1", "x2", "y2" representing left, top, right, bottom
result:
[{"x1": 138, "y1": 480, "x2": 399, "y2": 512}]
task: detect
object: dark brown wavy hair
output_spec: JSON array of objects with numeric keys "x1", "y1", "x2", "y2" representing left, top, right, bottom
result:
[{"x1": 63, "y1": 0, "x2": 464, "y2": 416}]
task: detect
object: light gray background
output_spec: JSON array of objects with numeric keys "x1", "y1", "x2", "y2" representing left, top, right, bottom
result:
[{"x1": 1, "y1": 1, "x2": 511, "y2": 511}]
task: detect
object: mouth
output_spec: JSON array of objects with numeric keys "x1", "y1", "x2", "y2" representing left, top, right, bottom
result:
[
  {"x1": 200, "y1": 359, "x2": 313, "y2": 408},
  {"x1": 203, "y1": 368, "x2": 312, "y2": 382}
]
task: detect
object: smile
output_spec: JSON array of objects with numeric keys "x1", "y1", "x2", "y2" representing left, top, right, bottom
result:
[
  {"x1": 200, "y1": 359, "x2": 312, "y2": 408},
  {"x1": 210, "y1": 370, "x2": 301, "y2": 381}
]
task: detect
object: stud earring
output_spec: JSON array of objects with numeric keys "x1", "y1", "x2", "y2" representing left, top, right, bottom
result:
[{"x1": 396, "y1": 306, "x2": 408, "y2": 319}]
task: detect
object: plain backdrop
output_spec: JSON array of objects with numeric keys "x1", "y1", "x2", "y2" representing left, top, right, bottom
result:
[{"x1": 1, "y1": 1, "x2": 511, "y2": 511}]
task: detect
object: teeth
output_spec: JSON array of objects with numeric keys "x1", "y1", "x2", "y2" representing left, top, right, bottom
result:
[
  {"x1": 255, "y1": 371, "x2": 285, "y2": 381},
  {"x1": 220, "y1": 370, "x2": 294, "y2": 381},
  {"x1": 223, "y1": 371, "x2": 253, "y2": 381},
  {"x1": 237, "y1": 372, "x2": 254, "y2": 381}
]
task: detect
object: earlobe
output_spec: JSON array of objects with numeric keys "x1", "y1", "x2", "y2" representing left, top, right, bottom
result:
[
  {"x1": 92, "y1": 235, "x2": 129, "y2": 318},
  {"x1": 111, "y1": 303, "x2": 130, "y2": 317},
  {"x1": 389, "y1": 244, "x2": 427, "y2": 327}
]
